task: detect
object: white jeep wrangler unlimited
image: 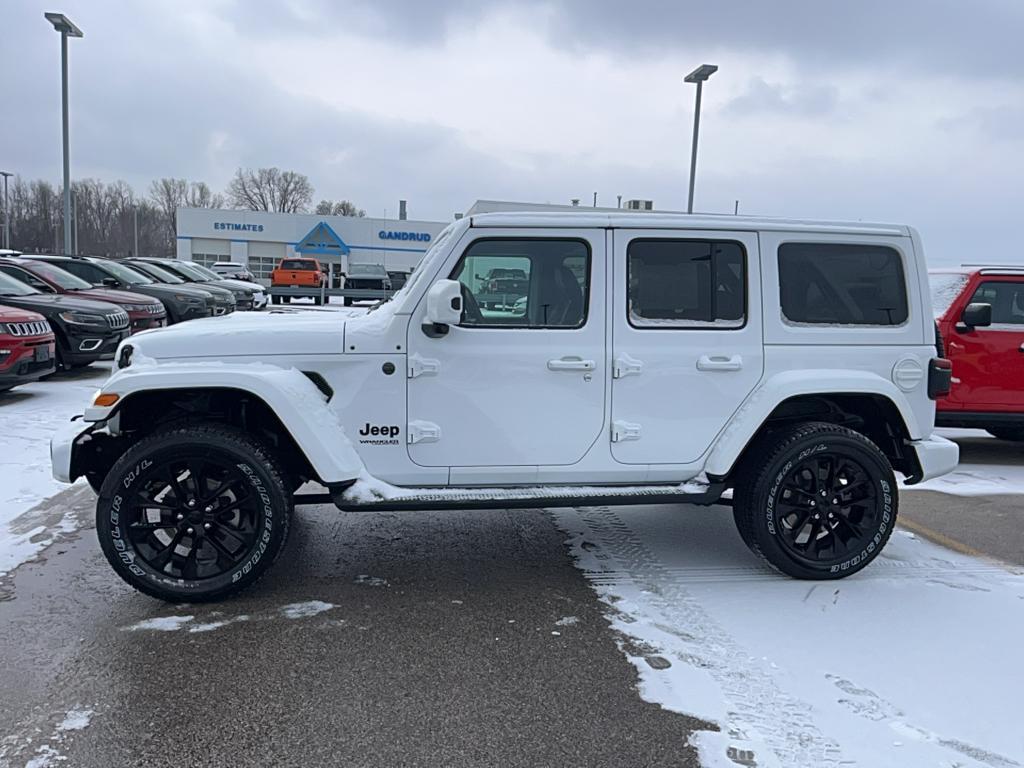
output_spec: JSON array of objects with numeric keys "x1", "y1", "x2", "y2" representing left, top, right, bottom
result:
[{"x1": 52, "y1": 212, "x2": 958, "y2": 602}]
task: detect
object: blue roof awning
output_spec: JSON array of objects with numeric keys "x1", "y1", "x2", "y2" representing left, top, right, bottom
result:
[{"x1": 295, "y1": 221, "x2": 350, "y2": 256}]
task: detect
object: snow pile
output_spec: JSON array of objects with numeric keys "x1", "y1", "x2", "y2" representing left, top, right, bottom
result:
[
  {"x1": 555, "y1": 504, "x2": 1024, "y2": 768},
  {"x1": 280, "y1": 600, "x2": 336, "y2": 619},
  {"x1": 0, "y1": 366, "x2": 108, "y2": 575}
]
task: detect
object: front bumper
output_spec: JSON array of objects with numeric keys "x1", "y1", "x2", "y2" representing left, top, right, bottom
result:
[
  {"x1": 904, "y1": 434, "x2": 959, "y2": 485},
  {"x1": 129, "y1": 315, "x2": 167, "y2": 333},
  {"x1": 51, "y1": 417, "x2": 91, "y2": 483}
]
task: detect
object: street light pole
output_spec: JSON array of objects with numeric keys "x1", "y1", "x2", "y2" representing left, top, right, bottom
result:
[
  {"x1": 45, "y1": 13, "x2": 83, "y2": 255},
  {"x1": 684, "y1": 64, "x2": 718, "y2": 214},
  {"x1": 0, "y1": 171, "x2": 12, "y2": 249}
]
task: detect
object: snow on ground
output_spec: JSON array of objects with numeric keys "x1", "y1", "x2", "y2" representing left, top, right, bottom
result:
[
  {"x1": 554, "y1": 503, "x2": 1024, "y2": 768},
  {"x1": 0, "y1": 364, "x2": 109, "y2": 575},
  {"x1": 902, "y1": 428, "x2": 1024, "y2": 496}
]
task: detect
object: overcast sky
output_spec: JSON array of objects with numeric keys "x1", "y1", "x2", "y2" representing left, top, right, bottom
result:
[{"x1": 4, "y1": 0, "x2": 1023, "y2": 263}]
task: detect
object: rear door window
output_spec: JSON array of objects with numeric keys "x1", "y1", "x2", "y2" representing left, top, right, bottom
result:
[
  {"x1": 778, "y1": 243, "x2": 908, "y2": 326},
  {"x1": 627, "y1": 239, "x2": 745, "y2": 328}
]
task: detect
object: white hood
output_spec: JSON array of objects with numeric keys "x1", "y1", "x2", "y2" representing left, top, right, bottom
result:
[{"x1": 127, "y1": 310, "x2": 345, "y2": 360}]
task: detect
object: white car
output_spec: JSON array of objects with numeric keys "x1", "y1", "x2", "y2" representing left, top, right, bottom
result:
[{"x1": 52, "y1": 212, "x2": 957, "y2": 601}]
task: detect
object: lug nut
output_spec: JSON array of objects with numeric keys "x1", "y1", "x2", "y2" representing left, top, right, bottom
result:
[
  {"x1": 176, "y1": 513, "x2": 184, "y2": 521},
  {"x1": 186, "y1": 527, "x2": 194, "y2": 535},
  {"x1": 187, "y1": 499, "x2": 196, "y2": 508},
  {"x1": 204, "y1": 523, "x2": 211, "y2": 530},
  {"x1": 204, "y1": 506, "x2": 213, "y2": 513}
]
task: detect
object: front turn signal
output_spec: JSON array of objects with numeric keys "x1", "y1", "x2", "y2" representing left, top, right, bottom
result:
[{"x1": 94, "y1": 393, "x2": 120, "y2": 407}]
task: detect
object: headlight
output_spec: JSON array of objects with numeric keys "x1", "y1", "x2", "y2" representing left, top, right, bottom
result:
[
  {"x1": 59, "y1": 310, "x2": 107, "y2": 327},
  {"x1": 122, "y1": 304, "x2": 149, "y2": 312},
  {"x1": 173, "y1": 293, "x2": 205, "y2": 306},
  {"x1": 0, "y1": 323, "x2": 7, "y2": 334}
]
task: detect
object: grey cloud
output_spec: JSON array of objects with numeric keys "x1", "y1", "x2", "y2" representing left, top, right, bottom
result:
[
  {"x1": 723, "y1": 77, "x2": 838, "y2": 117},
  {"x1": 240, "y1": 0, "x2": 1024, "y2": 79}
]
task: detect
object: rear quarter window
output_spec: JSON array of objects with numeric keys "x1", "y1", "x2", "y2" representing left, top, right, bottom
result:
[{"x1": 778, "y1": 243, "x2": 908, "y2": 326}]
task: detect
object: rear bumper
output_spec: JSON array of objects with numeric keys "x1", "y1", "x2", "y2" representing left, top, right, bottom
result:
[{"x1": 903, "y1": 435, "x2": 959, "y2": 485}]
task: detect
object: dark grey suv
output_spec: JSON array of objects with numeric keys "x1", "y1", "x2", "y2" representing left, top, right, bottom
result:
[{"x1": 25, "y1": 255, "x2": 214, "y2": 324}]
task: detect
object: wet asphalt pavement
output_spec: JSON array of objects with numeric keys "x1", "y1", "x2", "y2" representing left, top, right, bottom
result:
[
  {"x1": 901, "y1": 433, "x2": 1024, "y2": 566},
  {"x1": 0, "y1": 489, "x2": 708, "y2": 768}
]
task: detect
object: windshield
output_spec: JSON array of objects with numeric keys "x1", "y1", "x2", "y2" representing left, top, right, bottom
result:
[
  {"x1": 0, "y1": 271, "x2": 41, "y2": 297},
  {"x1": 349, "y1": 263, "x2": 386, "y2": 276},
  {"x1": 281, "y1": 259, "x2": 317, "y2": 271},
  {"x1": 385, "y1": 223, "x2": 455, "y2": 309},
  {"x1": 170, "y1": 261, "x2": 213, "y2": 281},
  {"x1": 24, "y1": 261, "x2": 93, "y2": 290},
  {"x1": 101, "y1": 260, "x2": 154, "y2": 285},
  {"x1": 187, "y1": 263, "x2": 225, "y2": 280},
  {"x1": 930, "y1": 272, "x2": 971, "y2": 318},
  {"x1": 132, "y1": 261, "x2": 185, "y2": 283}
]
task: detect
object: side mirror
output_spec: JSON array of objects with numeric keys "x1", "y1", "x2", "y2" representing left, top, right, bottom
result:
[
  {"x1": 960, "y1": 302, "x2": 992, "y2": 329},
  {"x1": 102, "y1": 277, "x2": 119, "y2": 288},
  {"x1": 422, "y1": 279, "x2": 462, "y2": 337}
]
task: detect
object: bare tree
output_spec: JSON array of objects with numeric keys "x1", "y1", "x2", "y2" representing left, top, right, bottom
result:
[
  {"x1": 8, "y1": 176, "x2": 170, "y2": 256},
  {"x1": 186, "y1": 181, "x2": 225, "y2": 210},
  {"x1": 315, "y1": 199, "x2": 366, "y2": 217},
  {"x1": 149, "y1": 178, "x2": 188, "y2": 247},
  {"x1": 227, "y1": 167, "x2": 313, "y2": 213},
  {"x1": 149, "y1": 178, "x2": 224, "y2": 251}
]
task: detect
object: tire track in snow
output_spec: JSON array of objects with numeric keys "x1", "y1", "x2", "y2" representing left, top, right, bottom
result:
[{"x1": 555, "y1": 505, "x2": 847, "y2": 768}]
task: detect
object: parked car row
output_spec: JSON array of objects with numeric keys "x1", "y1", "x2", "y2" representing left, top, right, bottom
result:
[{"x1": 0, "y1": 252, "x2": 267, "y2": 391}]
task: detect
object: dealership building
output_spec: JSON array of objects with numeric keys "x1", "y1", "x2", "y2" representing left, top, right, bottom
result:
[{"x1": 175, "y1": 207, "x2": 449, "y2": 283}]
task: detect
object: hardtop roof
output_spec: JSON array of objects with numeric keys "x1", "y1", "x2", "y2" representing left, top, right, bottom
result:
[{"x1": 468, "y1": 211, "x2": 910, "y2": 236}]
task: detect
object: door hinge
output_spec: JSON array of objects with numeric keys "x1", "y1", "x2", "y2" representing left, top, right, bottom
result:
[
  {"x1": 408, "y1": 420, "x2": 441, "y2": 444},
  {"x1": 611, "y1": 420, "x2": 642, "y2": 442},
  {"x1": 408, "y1": 353, "x2": 440, "y2": 378},
  {"x1": 613, "y1": 354, "x2": 643, "y2": 379}
]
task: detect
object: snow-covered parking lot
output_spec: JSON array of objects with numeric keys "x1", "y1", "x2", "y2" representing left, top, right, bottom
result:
[{"x1": 1, "y1": 320, "x2": 1022, "y2": 766}]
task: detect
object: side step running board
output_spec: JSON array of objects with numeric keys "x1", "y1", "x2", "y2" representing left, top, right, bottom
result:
[{"x1": 292, "y1": 483, "x2": 728, "y2": 511}]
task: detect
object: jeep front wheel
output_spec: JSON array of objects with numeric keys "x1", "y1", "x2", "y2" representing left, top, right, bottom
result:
[
  {"x1": 732, "y1": 422, "x2": 897, "y2": 579},
  {"x1": 96, "y1": 423, "x2": 292, "y2": 602}
]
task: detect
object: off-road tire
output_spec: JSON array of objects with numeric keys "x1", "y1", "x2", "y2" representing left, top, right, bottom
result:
[
  {"x1": 987, "y1": 427, "x2": 1024, "y2": 442},
  {"x1": 732, "y1": 422, "x2": 897, "y2": 579},
  {"x1": 96, "y1": 423, "x2": 292, "y2": 602}
]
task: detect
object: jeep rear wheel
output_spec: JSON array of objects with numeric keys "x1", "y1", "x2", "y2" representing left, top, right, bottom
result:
[
  {"x1": 733, "y1": 422, "x2": 897, "y2": 579},
  {"x1": 96, "y1": 423, "x2": 292, "y2": 602}
]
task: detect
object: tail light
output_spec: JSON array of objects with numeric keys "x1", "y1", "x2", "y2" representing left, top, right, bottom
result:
[{"x1": 928, "y1": 358, "x2": 952, "y2": 399}]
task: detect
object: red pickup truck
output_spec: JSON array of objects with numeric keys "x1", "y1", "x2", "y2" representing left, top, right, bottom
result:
[{"x1": 931, "y1": 266, "x2": 1024, "y2": 439}]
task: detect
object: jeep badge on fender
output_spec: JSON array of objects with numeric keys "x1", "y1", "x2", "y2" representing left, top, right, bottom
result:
[{"x1": 51, "y1": 211, "x2": 959, "y2": 602}]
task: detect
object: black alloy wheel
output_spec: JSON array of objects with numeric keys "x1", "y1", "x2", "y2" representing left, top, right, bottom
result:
[
  {"x1": 733, "y1": 422, "x2": 897, "y2": 579},
  {"x1": 773, "y1": 452, "x2": 879, "y2": 567},
  {"x1": 96, "y1": 423, "x2": 291, "y2": 602}
]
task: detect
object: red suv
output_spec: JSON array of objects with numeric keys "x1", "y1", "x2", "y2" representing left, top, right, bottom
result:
[
  {"x1": 0, "y1": 306, "x2": 56, "y2": 391},
  {"x1": 931, "y1": 267, "x2": 1024, "y2": 439}
]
